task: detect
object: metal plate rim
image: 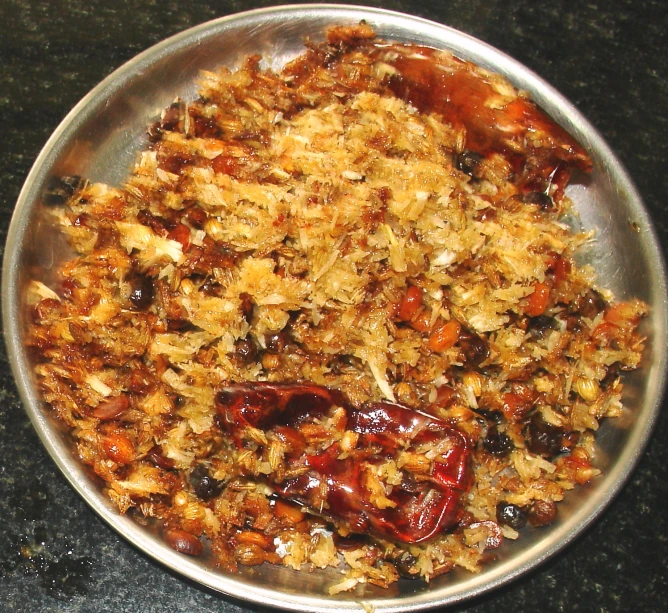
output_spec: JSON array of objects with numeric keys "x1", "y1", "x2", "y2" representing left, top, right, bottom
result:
[{"x1": 3, "y1": 4, "x2": 667, "y2": 612}]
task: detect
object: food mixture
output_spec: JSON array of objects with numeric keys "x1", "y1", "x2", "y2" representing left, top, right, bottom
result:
[{"x1": 27, "y1": 24, "x2": 647, "y2": 593}]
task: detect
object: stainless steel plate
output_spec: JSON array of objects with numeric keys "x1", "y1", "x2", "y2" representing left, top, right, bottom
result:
[{"x1": 3, "y1": 4, "x2": 667, "y2": 612}]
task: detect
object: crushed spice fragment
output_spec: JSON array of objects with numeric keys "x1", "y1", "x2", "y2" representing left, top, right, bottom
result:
[{"x1": 27, "y1": 23, "x2": 647, "y2": 594}]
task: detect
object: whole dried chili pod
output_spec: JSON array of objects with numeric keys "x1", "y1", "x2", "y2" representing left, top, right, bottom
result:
[{"x1": 215, "y1": 382, "x2": 472, "y2": 544}]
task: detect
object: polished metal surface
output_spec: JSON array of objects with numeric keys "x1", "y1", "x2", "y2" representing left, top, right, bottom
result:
[{"x1": 3, "y1": 4, "x2": 667, "y2": 612}]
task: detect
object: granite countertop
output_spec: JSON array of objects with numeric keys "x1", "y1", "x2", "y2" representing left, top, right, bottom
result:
[{"x1": 1, "y1": 1, "x2": 666, "y2": 611}]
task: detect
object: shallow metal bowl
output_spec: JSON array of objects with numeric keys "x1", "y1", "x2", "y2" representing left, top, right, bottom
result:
[{"x1": 3, "y1": 4, "x2": 667, "y2": 612}]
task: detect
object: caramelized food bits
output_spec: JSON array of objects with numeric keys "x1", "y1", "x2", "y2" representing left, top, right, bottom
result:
[
  {"x1": 215, "y1": 382, "x2": 472, "y2": 543},
  {"x1": 27, "y1": 22, "x2": 648, "y2": 592},
  {"x1": 128, "y1": 274, "x2": 154, "y2": 311}
]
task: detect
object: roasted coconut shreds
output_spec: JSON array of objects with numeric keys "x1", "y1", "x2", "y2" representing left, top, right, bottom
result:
[{"x1": 27, "y1": 24, "x2": 647, "y2": 593}]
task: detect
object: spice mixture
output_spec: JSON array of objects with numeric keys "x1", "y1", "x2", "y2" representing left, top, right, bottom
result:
[{"x1": 27, "y1": 24, "x2": 647, "y2": 593}]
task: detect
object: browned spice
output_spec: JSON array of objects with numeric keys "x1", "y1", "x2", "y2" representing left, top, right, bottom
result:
[{"x1": 26, "y1": 24, "x2": 647, "y2": 594}]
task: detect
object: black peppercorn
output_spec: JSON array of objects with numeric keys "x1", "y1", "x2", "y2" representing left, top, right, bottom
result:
[
  {"x1": 391, "y1": 550, "x2": 419, "y2": 579},
  {"x1": 454, "y1": 150, "x2": 483, "y2": 177},
  {"x1": 189, "y1": 464, "x2": 224, "y2": 501},
  {"x1": 233, "y1": 337, "x2": 258, "y2": 365},
  {"x1": 265, "y1": 331, "x2": 289, "y2": 354},
  {"x1": 524, "y1": 414, "x2": 564, "y2": 457},
  {"x1": 527, "y1": 315, "x2": 558, "y2": 339},
  {"x1": 459, "y1": 326, "x2": 489, "y2": 366},
  {"x1": 496, "y1": 502, "x2": 527, "y2": 530},
  {"x1": 483, "y1": 425, "x2": 514, "y2": 456}
]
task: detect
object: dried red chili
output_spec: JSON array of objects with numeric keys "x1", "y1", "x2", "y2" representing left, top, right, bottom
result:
[{"x1": 215, "y1": 382, "x2": 472, "y2": 544}]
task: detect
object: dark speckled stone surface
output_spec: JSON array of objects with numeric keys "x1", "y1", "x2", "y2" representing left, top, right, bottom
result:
[{"x1": 1, "y1": 1, "x2": 666, "y2": 611}]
